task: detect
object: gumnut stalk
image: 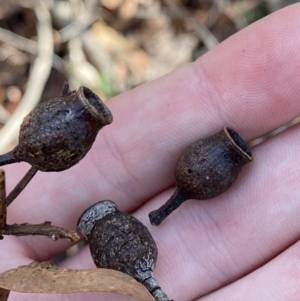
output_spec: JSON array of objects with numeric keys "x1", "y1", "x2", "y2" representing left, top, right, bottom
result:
[
  {"x1": 149, "y1": 127, "x2": 252, "y2": 226},
  {"x1": 77, "y1": 200, "x2": 173, "y2": 301}
]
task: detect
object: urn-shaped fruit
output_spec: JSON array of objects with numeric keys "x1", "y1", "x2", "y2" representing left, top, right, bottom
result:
[{"x1": 149, "y1": 127, "x2": 252, "y2": 226}]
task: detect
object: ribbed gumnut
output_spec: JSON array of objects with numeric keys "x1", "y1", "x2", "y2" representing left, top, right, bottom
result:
[
  {"x1": 77, "y1": 200, "x2": 173, "y2": 301},
  {"x1": 149, "y1": 127, "x2": 252, "y2": 226},
  {"x1": 11, "y1": 85, "x2": 112, "y2": 171}
]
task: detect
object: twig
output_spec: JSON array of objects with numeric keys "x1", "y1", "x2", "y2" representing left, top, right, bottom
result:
[
  {"x1": 164, "y1": 0, "x2": 219, "y2": 49},
  {"x1": 0, "y1": 169, "x2": 79, "y2": 242},
  {"x1": 0, "y1": 170, "x2": 6, "y2": 229},
  {"x1": 11, "y1": 0, "x2": 50, "y2": 8},
  {"x1": 0, "y1": 2, "x2": 53, "y2": 154},
  {"x1": 6, "y1": 166, "x2": 38, "y2": 206},
  {"x1": 0, "y1": 106, "x2": 10, "y2": 125},
  {"x1": 0, "y1": 222, "x2": 80, "y2": 242},
  {"x1": 57, "y1": 0, "x2": 98, "y2": 43},
  {"x1": 0, "y1": 27, "x2": 64, "y2": 71},
  {"x1": 205, "y1": 0, "x2": 228, "y2": 27}
]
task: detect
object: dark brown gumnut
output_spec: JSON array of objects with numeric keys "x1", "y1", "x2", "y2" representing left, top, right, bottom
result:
[
  {"x1": 149, "y1": 127, "x2": 252, "y2": 226},
  {"x1": 77, "y1": 200, "x2": 173, "y2": 301},
  {"x1": 0, "y1": 82, "x2": 113, "y2": 171}
]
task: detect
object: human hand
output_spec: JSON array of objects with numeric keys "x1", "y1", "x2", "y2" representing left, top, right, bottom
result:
[{"x1": 1, "y1": 4, "x2": 300, "y2": 300}]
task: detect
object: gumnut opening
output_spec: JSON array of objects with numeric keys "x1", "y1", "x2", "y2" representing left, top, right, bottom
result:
[
  {"x1": 225, "y1": 127, "x2": 252, "y2": 160},
  {"x1": 77, "y1": 86, "x2": 113, "y2": 125},
  {"x1": 77, "y1": 200, "x2": 118, "y2": 239}
]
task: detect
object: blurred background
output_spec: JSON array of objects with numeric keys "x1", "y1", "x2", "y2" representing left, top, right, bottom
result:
[{"x1": 0, "y1": 0, "x2": 297, "y2": 153}]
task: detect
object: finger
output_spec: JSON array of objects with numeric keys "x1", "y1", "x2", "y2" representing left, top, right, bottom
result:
[
  {"x1": 3, "y1": 3, "x2": 300, "y2": 262},
  {"x1": 199, "y1": 241, "x2": 300, "y2": 301}
]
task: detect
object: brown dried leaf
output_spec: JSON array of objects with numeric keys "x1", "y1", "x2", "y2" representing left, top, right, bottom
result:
[{"x1": 0, "y1": 261, "x2": 155, "y2": 301}]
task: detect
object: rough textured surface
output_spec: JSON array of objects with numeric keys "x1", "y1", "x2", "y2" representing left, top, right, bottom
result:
[
  {"x1": 77, "y1": 200, "x2": 173, "y2": 301},
  {"x1": 175, "y1": 127, "x2": 252, "y2": 199},
  {"x1": 13, "y1": 84, "x2": 113, "y2": 172},
  {"x1": 89, "y1": 211, "x2": 157, "y2": 283},
  {"x1": 149, "y1": 127, "x2": 252, "y2": 225}
]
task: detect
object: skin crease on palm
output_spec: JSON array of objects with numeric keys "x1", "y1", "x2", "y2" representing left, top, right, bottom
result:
[{"x1": 1, "y1": 3, "x2": 300, "y2": 301}]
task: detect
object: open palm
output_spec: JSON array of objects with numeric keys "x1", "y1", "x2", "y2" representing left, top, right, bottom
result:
[{"x1": 2, "y1": 4, "x2": 300, "y2": 300}]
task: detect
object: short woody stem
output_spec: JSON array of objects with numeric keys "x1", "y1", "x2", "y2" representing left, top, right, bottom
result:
[
  {"x1": 148, "y1": 189, "x2": 188, "y2": 226},
  {"x1": 0, "y1": 169, "x2": 6, "y2": 229},
  {"x1": 0, "y1": 150, "x2": 18, "y2": 167},
  {"x1": 143, "y1": 275, "x2": 173, "y2": 301},
  {"x1": 7, "y1": 166, "x2": 38, "y2": 206},
  {"x1": 0, "y1": 222, "x2": 80, "y2": 242}
]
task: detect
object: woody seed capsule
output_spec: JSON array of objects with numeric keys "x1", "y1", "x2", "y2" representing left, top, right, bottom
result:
[
  {"x1": 77, "y1": 200, "x2": 173, "y2": 301},
  {"x1": 149, "y1": 127, "x2": 252, "y2": 226}
]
